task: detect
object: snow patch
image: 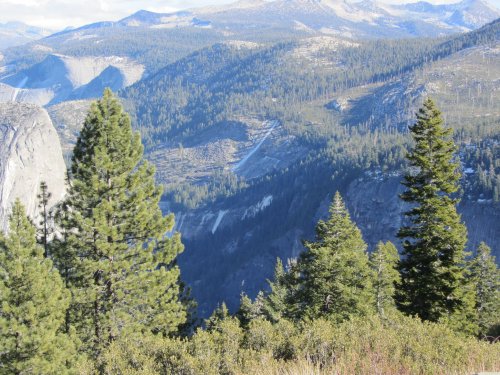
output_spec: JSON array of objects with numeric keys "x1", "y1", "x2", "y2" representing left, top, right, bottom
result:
[
  {"x1": 321, "y1": 0, "x2": 383, "y2": 23},
  {"x1": 201, "y1": 212, "x2": 215, "y2": 226},
  {"x1": 293, "y1": 21, "x2": 315, "y2": 33},
  {"x1": 32, "y1": 44, "x2": 53, "y2": 52},
  {"x1": 464, "y1": 167, "x2": 475, "y2": 174},
  {"x1": 175, "y1": 212, "x2": 186, "y2": 232},
  {"x1": 66, "y1": 33, "x2": 98, "y2": 42}
]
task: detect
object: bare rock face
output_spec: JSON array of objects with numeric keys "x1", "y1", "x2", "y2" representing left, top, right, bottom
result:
[{"x1": 0, "y1": 102, "x2": 66, "y2": 232}]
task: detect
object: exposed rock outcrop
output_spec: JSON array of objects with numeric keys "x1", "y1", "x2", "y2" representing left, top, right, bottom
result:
[
  {"x1": 345, "y1": 175, "x2": 500, "y2": 259},
  {"x1": 0, "y1": 54, "x2": 144, "y2": 106},
  {"x1": 0, "y1": 102, "x2": 66, "y2": 232}
]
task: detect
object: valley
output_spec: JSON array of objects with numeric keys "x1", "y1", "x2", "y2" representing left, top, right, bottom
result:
[{"x1": 0, "y1": 0, "x2": 498, "y2": 317}]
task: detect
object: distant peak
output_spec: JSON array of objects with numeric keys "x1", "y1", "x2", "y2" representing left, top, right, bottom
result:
[{"x1": 131, "y1": 9, "x2": 159, "y2": 16}]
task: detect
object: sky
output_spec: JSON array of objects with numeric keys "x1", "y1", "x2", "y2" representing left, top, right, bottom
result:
[{"x1": 0, "y1": 0, "x2": 499, "y2": 30}]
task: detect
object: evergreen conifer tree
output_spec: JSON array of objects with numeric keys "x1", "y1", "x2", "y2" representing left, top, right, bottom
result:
[
  {"x1": 236, "y1": 293, "x2": 264, "y2": 328},
  {"x1": 262, "y1": 258, "x2": 289, "y2": 323},
  {"x1": 0, "y1": 200, "x2": 77, "y2": 374},
  {"x1": 57, "y1": 89, "x2": 187, "y2": 357},
  {"x1": 294, "y1": 192, "x2": 374, "y2": 322},
  {"x1": 370, "y1": 241, "x2": 400, "y2": 318},
  {"x1": 469, "y1": 242, "x2": 500, "y2": 337},
  {"x1": 52, "y1": 197, "x2": 80, "y2": 335},
  {"x1": 37, "y1": 181, "x2": 53, "y2": 257},
  {"x1": 205, "y1": 303, "x2": 230, "y2": 332},
  {"x1": 396, "y1": 98, "x2": 475, "y2": 331}
]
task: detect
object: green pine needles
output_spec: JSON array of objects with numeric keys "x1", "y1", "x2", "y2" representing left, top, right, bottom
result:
[
  {"x1": 0, "y1": 200, "x2": 78, "y2": 374},
  {"x1": 250, "y1": 99, "x2": 495, "y2": 336},
  {"x1": 56, "y1": 89, "x2": 188, "y2": 357},
  {"x1": 291, "y1": 192, "x2": 375, "y2": 322},
  {"x1": 396, "y1": 98, "x2": 476, "y2": 333},
  {"x1": 469, "y1": 242, "x2": 500, "y2": 337}
]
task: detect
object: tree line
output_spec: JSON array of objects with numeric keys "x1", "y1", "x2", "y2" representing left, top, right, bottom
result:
[
  {"x1": 0, "y1": 92, "x2": 498, "y2": 374},
  {"x1": 237, "y1": 100, "x2": 498, "y2": 337}
]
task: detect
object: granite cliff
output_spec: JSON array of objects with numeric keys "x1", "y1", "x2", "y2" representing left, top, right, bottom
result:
[{"x1": 0, "y1": 102, "x2": 66, "y2": 231}]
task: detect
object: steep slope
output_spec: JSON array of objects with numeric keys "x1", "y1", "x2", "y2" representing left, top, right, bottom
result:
[
  {"x1": 345, "y1": 174, "x2": 500, "y2": 263},
  {"x1": 0, "y1": 54, "x2": 144, "y2": 106},
  {"x1": 47, "y1": 99, "x2": 92, "y2": 163},
  {"x1": 341, "y1": 41, "x2": 500, "y2": 131},
  {"x1": 0, "y1": 102, "x2": 66, "y2": 231}
]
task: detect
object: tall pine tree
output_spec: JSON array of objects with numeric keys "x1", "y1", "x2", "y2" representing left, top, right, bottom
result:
[
  {"x1": 0, "y1": 200, "x2": 77, "y2": 374},
  {"x1": 293, "y1": 192, "x2": 374, "y2": 322},
  {"x1": 396, "y1": 98, "x2": 475, "y2": 332},
  {"x1": 36, "y1": 181, "x2": 53, "y2": 258},
  {"x1": 469, "y1": 242, "x2": 500, "y2": 337},
  {"x1": 262, "y1": 258, "x2": 289, "y2": 323},
  {"x1": 57, "y1": 89, "x2": 187, "y2": 358},
  {"x1": 370, "y1": 241, "x2": 400, "y2": 318},
  {"x1": 51, "y1": 190, "x2": 80, "y2": 335}
]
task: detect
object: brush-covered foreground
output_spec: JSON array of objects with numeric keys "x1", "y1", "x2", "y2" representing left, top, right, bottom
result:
[{"x1": 82, "y1": 315, "x2": 500, "y2": 375}]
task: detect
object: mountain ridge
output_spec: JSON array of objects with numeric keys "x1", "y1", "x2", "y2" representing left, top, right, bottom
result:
[
  {"x1": 36, "y1": 0, "x2": 500, "y2": 41},
  {"x1": 0, "y1": 21, "x2": 55, "y2": 50}
]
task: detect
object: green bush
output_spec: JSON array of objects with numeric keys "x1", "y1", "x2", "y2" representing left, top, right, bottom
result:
[{"x1": 94, "y1": 314, "x2": 499, "y2": 375}]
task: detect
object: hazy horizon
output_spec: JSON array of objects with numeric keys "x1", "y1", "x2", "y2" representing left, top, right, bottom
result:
[{"x1": 1, "y1": 0, "x2": 499, "y2": 30}]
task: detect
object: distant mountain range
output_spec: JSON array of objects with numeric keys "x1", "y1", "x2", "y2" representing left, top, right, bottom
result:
[
  {"x1": 0, "y1": 0, "x2": 497, "y2": 82},
  {"x1": 0, "y1": 22, "x2": 55, "y2": 50},
  {"x1": 197, "y1": 0, "x2": 500, "y2": 34},
  {"x1": 1, "y1": 0, "x2": 498, "y2": 53},
  {"x1": 51, "y1": 0, "x2": 500, "y2": 39}
]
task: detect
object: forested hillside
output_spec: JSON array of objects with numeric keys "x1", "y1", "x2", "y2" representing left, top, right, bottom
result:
[
  {"x1": 1, "y1": 93, "x2": 498, "y2": 374},
  {"x1": 0, "y1": 2, "x2": 498, "y2": 318},
  {"x1": 119, "y1": 20, "x2": 500, "y2": 315}
]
